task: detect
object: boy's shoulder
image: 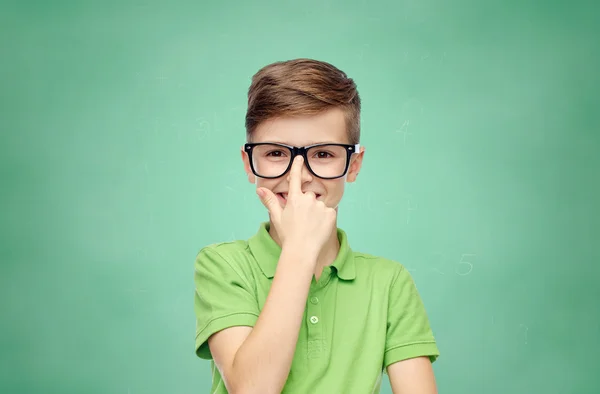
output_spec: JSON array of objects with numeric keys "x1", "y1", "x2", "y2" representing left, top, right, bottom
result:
[
  {"x1": 199, "y1": 239, "x2": 249, "y2": 252},
  {"x1": 196, "y1": 239, "x2": 251, "y2": 262},
  {"x1": 194, "y1": 240, "x2": 257, "y2": 280},
  {"x1": 351, "y1": 250, "x2": 408, "y2": 277}
]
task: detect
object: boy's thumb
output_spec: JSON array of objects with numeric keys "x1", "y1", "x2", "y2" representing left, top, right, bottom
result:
[{"x1": 256, "y1": 188, "x2": 280, "y2": 215}]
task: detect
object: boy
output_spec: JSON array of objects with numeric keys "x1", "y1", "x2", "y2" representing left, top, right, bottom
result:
[{"x1": 194, "y1": 59, "x2": 440, "y2": 393}]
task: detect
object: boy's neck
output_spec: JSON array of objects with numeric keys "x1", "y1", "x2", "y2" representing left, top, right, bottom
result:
[{"x1": 268, "y1": 221, "x2": 341, "y2": 279}]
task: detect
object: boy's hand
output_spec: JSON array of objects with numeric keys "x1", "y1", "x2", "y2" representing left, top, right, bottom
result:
[{"x1": 257, "y1": 156, "x2": 336, "y2": 260}]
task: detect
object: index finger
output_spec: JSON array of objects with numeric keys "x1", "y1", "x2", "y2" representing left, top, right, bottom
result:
[{"x1": 288, "y1": 155, "x2": 303, "y2": 196}]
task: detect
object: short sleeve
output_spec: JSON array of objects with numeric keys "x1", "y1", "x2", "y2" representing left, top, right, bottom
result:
[
  {"x1": 383, "y1": 266, "x2": 440, "y2": 369},
  {"x1": 194, "y1": 246, "x2": 260, "y2": 359}
]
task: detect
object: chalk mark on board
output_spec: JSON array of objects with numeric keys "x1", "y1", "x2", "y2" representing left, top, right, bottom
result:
[
  {"x1": 170, "y1": 122, "x2": 183, "y2": 141},
  {"x1": 358, "y1": 43, "x2": 370, "y2": 62},
  {"x1": 367, "y1": 193, "x2": 375, "y2": 212},
  {"x1": 520, "y1": 324, "x2": 529, "y2": 344},
  {"x1": 456, "y1": 253, "x2": 475, "y2": 276},
  {"x1": 430, "y1": 252, "x2": 445, "y2": 275},
  {"x1": 197, "y1": 117, "x2": 211, "y2": 141},
  {"x1": 153, "y1": 117, "x2": 162, "y2": 139},
  {"x1": 395, "y1": 120, "x2": 412, "y2": 145},
  {"x1": 407, "y1": 197, "x2": 417, "y2": 224}
]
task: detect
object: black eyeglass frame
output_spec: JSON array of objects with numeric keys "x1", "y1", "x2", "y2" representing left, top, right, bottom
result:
[{"x1": 244, "y1": 142, "x2": 361, "y2": 180}]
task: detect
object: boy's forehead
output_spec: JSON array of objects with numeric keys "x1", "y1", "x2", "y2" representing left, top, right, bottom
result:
[{"x1": 253, "y1": 109, "x2": 348, "y2": 145}]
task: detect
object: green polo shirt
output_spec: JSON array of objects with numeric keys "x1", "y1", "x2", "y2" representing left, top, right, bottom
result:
[{"x1": 194, "y1": 222, "x2": 439, "y2": 393}]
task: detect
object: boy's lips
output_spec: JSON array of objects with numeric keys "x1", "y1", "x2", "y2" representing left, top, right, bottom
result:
[
  {"x1": 276, "y1": 192, "x2": 321, "y2": 202},
  {"x1": 276, "y1": 192, "x2": 287, "y2": 204}
]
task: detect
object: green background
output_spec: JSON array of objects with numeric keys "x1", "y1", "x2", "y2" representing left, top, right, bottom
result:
[{"x1": 2, "y1": 1, "x2": 598, "y2": 393}]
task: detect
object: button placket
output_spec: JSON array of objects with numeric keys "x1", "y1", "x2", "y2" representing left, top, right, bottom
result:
[
  {"x1": 306, "y1": 290, "x2": 324, "y2": 359},
  {"x1": 307, "y1": 295, "x2": 321, "y2": 329}
]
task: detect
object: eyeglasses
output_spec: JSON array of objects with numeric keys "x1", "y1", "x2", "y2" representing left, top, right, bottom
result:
[{"x1": 244, "y1": 142, "x2": 360, "y2": 179}]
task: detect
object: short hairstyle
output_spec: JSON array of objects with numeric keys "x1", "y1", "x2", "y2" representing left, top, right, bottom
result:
[{"x1": 245, "y1": 58, "x2": 361, "y2": 144}]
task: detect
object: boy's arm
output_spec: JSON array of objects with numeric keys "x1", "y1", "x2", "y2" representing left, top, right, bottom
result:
[
  {"x1": 384, "y1": 266, "x2": 440, "y2": 394},
  {"x1": 387, "y1": 357, "x2": 438, "y2": 394},
  {"x1": 207, "y1": 245, "x2": 316, "y2": 394}
]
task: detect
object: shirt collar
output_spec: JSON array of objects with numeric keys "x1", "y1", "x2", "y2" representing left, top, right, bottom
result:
[{"x1": 248, "y1": 221, "x2": 356, "y2": 280}]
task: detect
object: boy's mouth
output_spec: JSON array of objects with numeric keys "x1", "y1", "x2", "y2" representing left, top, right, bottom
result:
[{"x1": 277, "y1": 192, "x2": 321, "y2": 203}]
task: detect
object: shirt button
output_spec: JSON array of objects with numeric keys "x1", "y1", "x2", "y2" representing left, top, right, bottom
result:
[
  {"x1": 310, "y1": 296, "x2": 319, "y2": 304},
  {"x1": 310, "y1": 316, "x2": 319, "y2": 324}
]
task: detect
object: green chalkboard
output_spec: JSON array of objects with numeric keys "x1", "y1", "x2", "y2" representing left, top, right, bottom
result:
[{"x1": 2, "y1": 1, "x2": 598, "y2": 393}]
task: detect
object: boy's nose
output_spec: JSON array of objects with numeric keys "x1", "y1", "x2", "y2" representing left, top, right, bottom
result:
[{"x1": 286, "y1": 159, "x2": 313, "y2": 182}]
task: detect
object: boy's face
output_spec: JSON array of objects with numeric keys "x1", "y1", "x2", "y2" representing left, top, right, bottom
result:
[{"x1": 241, "y1": 108, "x2": 365, "y2": 211}]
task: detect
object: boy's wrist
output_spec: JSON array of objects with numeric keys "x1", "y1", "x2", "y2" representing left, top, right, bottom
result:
[{"x1": 281, "y1": 242, "x2": 320, "y2": 267}]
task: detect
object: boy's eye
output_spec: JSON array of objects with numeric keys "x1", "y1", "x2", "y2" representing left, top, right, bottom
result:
[
  {"x1": 314, "y1": 151, "x2": 334, "y2": 159},
  {"x1": 266, "y1": 150, "x2": 287, "y2": 157}
]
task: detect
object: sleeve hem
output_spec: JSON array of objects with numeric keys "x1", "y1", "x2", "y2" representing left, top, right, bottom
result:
[
  {"x1": 195, "y1": 312, "x2": 259, "y2": 359},
  {"x1": 383, "y1": 342, "x2": 440, "y2": 369}
]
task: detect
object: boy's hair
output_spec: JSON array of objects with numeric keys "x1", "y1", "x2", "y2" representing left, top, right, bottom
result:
[{"x1": 245, "y1": 58, "x2": 361, "y2": 144}]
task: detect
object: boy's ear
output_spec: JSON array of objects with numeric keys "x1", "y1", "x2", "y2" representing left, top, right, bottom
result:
[
  {"x1": 241, "y1": 146, "x2": 256, "y2": 184},
  {"x1": 346, "y1": 146, "x2": 365, "y2": 183}
]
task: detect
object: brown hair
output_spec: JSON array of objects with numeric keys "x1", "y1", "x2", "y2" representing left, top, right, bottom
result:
[{"x1": 245, "y1": 58, "x2": 361, "y2": 144}]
